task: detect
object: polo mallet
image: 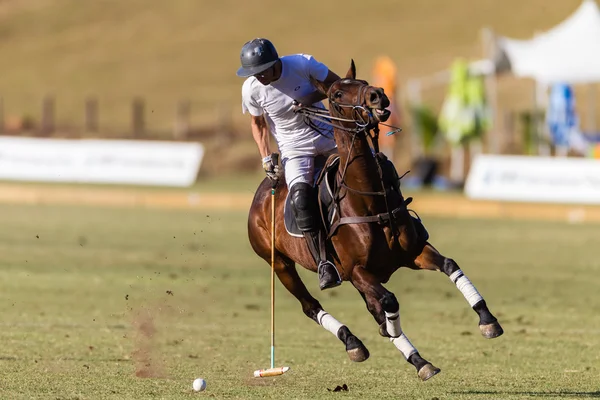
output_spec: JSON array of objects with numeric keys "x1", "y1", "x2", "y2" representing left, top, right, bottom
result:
[{"x1": 254, "y1": 153, "x2": 290, "y2": 378}]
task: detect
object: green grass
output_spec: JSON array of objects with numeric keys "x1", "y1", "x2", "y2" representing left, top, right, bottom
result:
[
  {"x1": 0, "y1": 202, "x2": 599, "y2": 399},
  {"x1": 0, "y1": 0, "x2": 588, "y2": 132}
]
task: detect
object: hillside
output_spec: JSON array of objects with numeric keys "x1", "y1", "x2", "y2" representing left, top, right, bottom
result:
[{"x1": 0, "y1": 0, "x2": 584, "y2": 132}]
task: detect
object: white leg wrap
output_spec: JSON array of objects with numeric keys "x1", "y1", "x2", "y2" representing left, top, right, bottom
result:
[
  {"x1": 385, "y1": 310, "x2": 402, "y2": 338},
  {"x1": 390, "y1": 334, "x2": 417, "y2": 360},
  {"x1": 449, "y1": 269, "x2": 483, "y2": 307},
  {"x1": 317, "y1": 310, "x2": 343, "y2": 337}
]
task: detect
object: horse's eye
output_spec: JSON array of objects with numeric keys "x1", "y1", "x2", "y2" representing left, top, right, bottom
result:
[{"x1": 334, "y1": 91, "x2": 343, "y2": 99}]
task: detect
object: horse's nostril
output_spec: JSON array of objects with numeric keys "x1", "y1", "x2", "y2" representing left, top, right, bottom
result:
[{"x1": 369, "y1": 91, "x2": 379, "y2": 104}]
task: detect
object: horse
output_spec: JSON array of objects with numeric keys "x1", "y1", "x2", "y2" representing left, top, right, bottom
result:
[{"x1": 247, "y1": 60, "x2": 503, "y2": 381}]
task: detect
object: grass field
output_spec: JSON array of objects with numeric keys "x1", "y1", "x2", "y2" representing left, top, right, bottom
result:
[
  {"x1": 1, "y1": 201, "x2": 599, "y2": 399},
  {"x1": 0, "y1": 0, "x2": 589, "y2": 131}
]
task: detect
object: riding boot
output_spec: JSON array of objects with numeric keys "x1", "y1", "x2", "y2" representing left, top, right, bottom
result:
[
  {"x1": 290, "y1": 181, "x2": 342, "y2": 290},
  {"x1": 303, "y1": 230, "x2": 342, "y2": 290}
]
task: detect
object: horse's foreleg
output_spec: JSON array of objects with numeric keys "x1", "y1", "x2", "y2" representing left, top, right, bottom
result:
[
  {"x1": 358, "y1": 290, "x2": 405, "y2": 340},
  {"x1": 352, "y1": 266, "x2": 440, "y2": 381},
  {"x1": 357, "y1": 291, "x2": 389, "y2": 337},
  {"x1": 413, "y1": 243, "x2": 504, "y2": 339},
  {"x1": 274, "y1": 259, "x2": 369, "y2": 362}
]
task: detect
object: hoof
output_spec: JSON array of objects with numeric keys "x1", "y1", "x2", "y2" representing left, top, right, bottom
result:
[
  {"x1": 347, "y1": 344, "x2": 370, "y2": 362},
  {"x1": 338, "y1": 326, "x2": 369, "y2": 362},
  {"x1": 480, "y1": 321, "x2": 504, "y2": 339},
  {"x1": 417, "y1": 363, "x2": 441, "y2": 381}
]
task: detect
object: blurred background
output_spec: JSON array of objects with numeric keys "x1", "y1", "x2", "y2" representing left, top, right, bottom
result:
[
  {"x1": 1, "y1": 1, "x2": 600, "y2": 399},
  {"x1": 2, "y1": 0, "x2": 600, "y2": 181}
]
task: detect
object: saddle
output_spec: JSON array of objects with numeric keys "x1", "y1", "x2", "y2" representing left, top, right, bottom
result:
[
  {"x1": 284, "y1": 155, "x2": 340, "y2": 238},
  {"x1": 283, "y1": 152, "x2": 429, "y2": 247}
]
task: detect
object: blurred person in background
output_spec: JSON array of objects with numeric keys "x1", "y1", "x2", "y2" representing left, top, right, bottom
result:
[
  {"x1": 236, "y1": 38, "x2": 342, "y2": 290},
  {"x1": 372, "y1": 55, "x2": 401, "y2": 161}
]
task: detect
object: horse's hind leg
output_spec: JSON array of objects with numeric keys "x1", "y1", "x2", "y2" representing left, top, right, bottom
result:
[
  {"x1": 412, "y1": 243, "x2": 504, "y2": 339},
  {"x1": 274, "y1": 257, "x2": 369, "y2": 362},
  {"x1": 352, "y1": 266, "x2": 440, "y2": 381}
]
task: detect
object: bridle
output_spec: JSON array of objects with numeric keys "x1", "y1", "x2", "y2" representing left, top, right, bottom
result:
[
  {"x1": 296, "y1": 79, "x2": 380, "y2": 134},
  {"x1": 295, "y1": 78, "x2": 406, "y2": 241},
  {"x1": 295, "y1": 78, "x2": 401, "y2": 185},
  {"x1": 295, "y1": 79, "x2": 384, "y2": 193}
]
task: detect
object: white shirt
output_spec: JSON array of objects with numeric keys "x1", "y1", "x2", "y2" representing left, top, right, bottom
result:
[{"x1": 241, "y1": 54, "x2": 335, "y2": 158}]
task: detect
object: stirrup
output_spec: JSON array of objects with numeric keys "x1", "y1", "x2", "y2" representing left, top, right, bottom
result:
[{"x1": 318, "y1": 260, "x2": 342, "y2": 290}]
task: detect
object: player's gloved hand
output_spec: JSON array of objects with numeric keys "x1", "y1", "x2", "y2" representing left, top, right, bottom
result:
[
  {"x1": 292, "y1": 100, "x2": 303, "y2": 114},
  {"x1": 262, "y1": 153, "x2": 281, "y2": 182}
]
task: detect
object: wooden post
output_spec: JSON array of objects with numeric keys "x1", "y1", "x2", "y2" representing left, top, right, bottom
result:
[
  {"x1": 132, "y1": 97, "x2": 145, "y2": 138},
  {"x1": 41, "y1": 95, "x2": 55, "y2": 136},
  {"x1": 504, "y1": 109, "x2": 515, "y2": 154},
  {"x1": 174, "y1": 99, "x2": 191, "y2": 140},
  {"x1": 406, "y1": 79, "x2": 424, "y2": 161},
  {"x1": 535, "y1": 80, "x2": 551, "y2": 156},
  {"x1": 216, "y1": 103, "x2": 233, "y2": 143},
  {"x1": 85, "y1": 97, "x2": 99, "y2": 133},
  {"x1": 0, "y1": 97, "x2": 4, "y2": 134},
  {"x1": 587, "y1": 84, "x2": 596, "y2": 133},
  {"x1": 449, "y1": 145, "x2": 465, "y2": 185},
  {"x1": 481, "y1": 26, "x2": 500, "y2": 155}
]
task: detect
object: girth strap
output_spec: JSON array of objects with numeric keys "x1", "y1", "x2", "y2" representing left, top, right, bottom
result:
[
  {"x1": 327, "y1": 205, "x2": 404, "y2": 239},
  {"x1": 326, "y1": 197, "x2": 413, "y2": 239}
]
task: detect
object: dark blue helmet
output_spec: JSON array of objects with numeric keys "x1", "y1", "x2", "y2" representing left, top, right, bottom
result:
[{"x1": 236, "y1": 38, "x2": 279, "y2": 77}]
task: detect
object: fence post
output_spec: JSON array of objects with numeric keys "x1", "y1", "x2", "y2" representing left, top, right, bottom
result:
[
  {"x1": 216, "y1": 103, "x2": 233, "y2": 144},
  {"x1": 0, "y1": 97, "x2": 4, "y2": 134},
  {"x1": 587, "y1": 84, "x2": 596, "y2": 133},
  {"x1": 132, "y1": 97, "x2": 145, "y2": 138},
  {"x1": 41, "y1": 95, "x2": 55, "y2": 136},
  {"x1": 85, "y1": 97, "x2": 99, "y2": 133},
  {"x1": 174, "y1": 99, "x2": 191, "y2": 140},
  {"x1": 504, "y1": 109, "x2": 515, "y2": 154},
  {"x1": 406, "y1": 79, "x2": 424, "y2": 162}
]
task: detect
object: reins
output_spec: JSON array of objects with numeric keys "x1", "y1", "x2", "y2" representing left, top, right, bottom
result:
[{"x1": 294, "y1": 79, "x2": 406, "y2": 240}]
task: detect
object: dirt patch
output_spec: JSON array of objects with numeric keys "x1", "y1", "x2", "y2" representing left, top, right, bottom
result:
[{"x1": 131, "y1": 310, "x2": 165, "y2": 379}]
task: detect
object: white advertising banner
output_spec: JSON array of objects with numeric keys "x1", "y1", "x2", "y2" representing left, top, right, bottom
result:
[
  {"x1": 0, "y1": 137, "x2": 204, "y2": 187},
  {"x1": 465, "y1": 154, "x2": 600, "y2": 204}
]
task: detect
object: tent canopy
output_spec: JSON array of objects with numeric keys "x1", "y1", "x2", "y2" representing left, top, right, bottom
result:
[{"x1": 497, "y1": 0, "x2": 600, "y2": 84}]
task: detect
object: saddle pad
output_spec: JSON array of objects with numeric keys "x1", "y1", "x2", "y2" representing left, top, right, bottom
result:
[{"x1": 283, "y1": 156, "x2": 340, "y2": 237}]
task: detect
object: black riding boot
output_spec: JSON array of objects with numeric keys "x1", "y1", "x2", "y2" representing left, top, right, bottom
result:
[
  {"x1": 303, "y1": 230, "x2": 342, "y2": 290},
  {"x1": 290, "y1": 181, "x2": 342, "y2": 290}
]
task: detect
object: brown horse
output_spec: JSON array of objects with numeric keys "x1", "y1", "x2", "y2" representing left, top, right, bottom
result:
[{"x1": 247, "y1": 60, "x2": 503, "y2": 381}]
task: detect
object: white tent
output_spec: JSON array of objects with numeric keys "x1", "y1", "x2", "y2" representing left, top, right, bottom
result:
[{"x1": 497, "y1": 0, "x2": 600, "y2": 84}]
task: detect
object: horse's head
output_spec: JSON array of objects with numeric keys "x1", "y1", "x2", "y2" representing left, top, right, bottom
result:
[{"x1": 313, "y1": 60, "x2": 391, "y2": 128}]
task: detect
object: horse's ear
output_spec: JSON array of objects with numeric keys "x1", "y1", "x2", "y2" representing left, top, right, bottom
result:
[
  {"x1": 309, "y1": 75, "x2": 328, "y2": 96},
  {"x1": 345, "y1": 59, "x2": 356, "y2": 79}
]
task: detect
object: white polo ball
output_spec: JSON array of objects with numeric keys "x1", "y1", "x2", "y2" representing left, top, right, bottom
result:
[{"x1": 192, "y1": 378, "x2": 206, "y2": 392}]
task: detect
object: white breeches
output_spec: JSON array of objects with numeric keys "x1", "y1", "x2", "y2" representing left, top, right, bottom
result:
[{"x1": 282, "y1": 136, "x2": 337, "y2": 188}]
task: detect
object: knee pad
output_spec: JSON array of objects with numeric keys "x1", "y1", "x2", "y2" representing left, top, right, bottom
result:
[
  {"x1": 376, "y1": 152, "x2": 401, "y2": 192},
  {"x1": 411, "y1": 215, "x2": 429, "y2": 243},
  {"x1": 290, "y1": 182, "x2": 317, "y2": 232}
]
